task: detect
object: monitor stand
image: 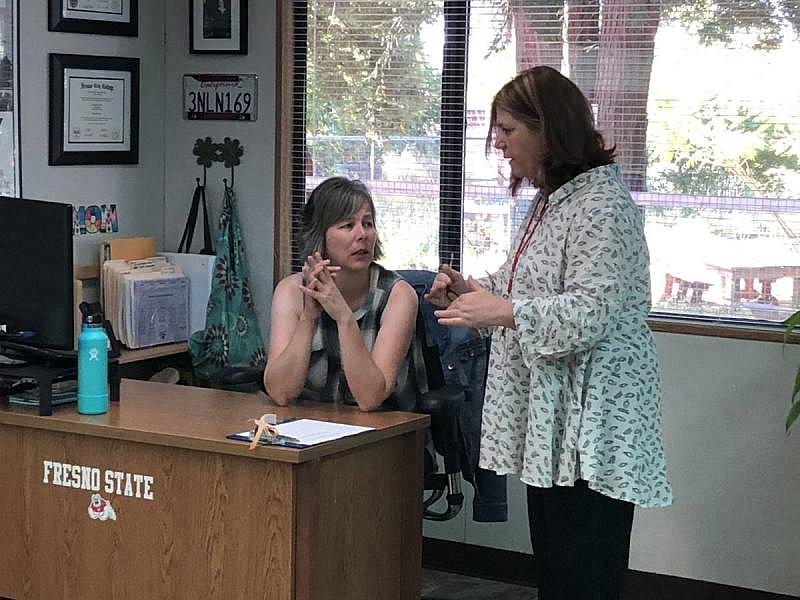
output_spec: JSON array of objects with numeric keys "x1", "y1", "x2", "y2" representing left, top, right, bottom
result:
[{"x1": 0, "y1": 359, "x2": 120, "y2": 416}]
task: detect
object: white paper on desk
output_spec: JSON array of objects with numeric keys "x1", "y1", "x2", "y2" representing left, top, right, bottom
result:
[
  {"x1": 276, "y1": 419, "x2": 374, "y2": 445},
  {"x1": 231, "y1": 420, "x2": 374, "y2": 447}
]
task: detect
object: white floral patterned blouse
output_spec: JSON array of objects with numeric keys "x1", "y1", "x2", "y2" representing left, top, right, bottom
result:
[{"x1": 478, "y1": 164, "x2": 673, "y2": 508}]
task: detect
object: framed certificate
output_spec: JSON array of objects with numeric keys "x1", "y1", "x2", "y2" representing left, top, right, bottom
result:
[
  {"x1": 190, "y1": 0, "x2": 248, "y2": 55},
  {"x1": 48, "y1": 54, "x2": 140, "y2": 166},
  {"x1": 48, "y1": 0, "x2": 138, "y2": 36}
]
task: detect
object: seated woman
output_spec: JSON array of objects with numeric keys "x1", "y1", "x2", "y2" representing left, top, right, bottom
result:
[{"x1": 263, "y1": 177, "x2": 418, "y2": 411}]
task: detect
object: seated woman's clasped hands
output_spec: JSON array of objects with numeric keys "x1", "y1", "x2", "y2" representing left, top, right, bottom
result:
[{"x1": 297, "y1": 251, "x2": 343, "y2": 320}]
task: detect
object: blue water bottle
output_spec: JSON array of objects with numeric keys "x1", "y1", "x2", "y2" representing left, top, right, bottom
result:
[{"x1": 78, "y1": 314, "x2": 109, "y2": 415}]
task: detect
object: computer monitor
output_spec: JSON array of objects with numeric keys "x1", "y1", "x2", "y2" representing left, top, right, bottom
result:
[{"x1": 0, "y1": 196, "x2": 74, "y2": 352}]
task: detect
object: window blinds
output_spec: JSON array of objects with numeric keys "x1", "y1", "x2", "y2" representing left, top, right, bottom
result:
[
  {"x1": 290, "y1": 0, "x2": 463, "y2": 273},
  {"x1": 288, "y1": 0, "x2": 800, "y2": 324}
]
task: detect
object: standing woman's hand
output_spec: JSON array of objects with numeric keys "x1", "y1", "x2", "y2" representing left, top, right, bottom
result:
[
  {"x1": 434, "y1": 276, "x2": 516, "y2": 329},
  {"x1": 425, "y1": 264, "x2": 471, "y2": 308},
  {"x1": 300, "y1": 252, "x2": 350, "y2": 322}
]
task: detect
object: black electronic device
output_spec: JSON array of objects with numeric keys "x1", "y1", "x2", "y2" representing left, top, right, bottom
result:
[{"x1": 0, "y1": 196, "x2": 75, "y2": 357}]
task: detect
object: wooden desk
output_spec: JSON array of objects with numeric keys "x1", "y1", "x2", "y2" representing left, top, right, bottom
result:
[{"x1": 0, "y1": 380, "x2": 428, "y2": 599}]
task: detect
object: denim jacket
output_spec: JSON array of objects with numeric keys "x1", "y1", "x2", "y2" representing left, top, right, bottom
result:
[{"x1": 398, "y1": 270, "x2": 507, "y2": 522}]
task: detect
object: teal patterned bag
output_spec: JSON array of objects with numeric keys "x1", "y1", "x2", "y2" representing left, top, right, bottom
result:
[{"x1": 188, "y1": 185, "x2": 266, "y2": 383}]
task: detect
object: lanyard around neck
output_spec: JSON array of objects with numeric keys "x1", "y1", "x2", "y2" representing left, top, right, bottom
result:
[{"x1": 507, "y1": 198, "x2": 547, "y2": 295}]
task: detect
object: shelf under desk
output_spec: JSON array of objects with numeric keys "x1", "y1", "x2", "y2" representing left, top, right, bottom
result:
[{"x1": 118, "y1": 341, "x2": 189, "y2": 365}]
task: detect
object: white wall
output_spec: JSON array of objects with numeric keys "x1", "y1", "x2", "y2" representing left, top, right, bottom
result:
[
  {"x1": 18, "y1": 1, "x2": 276, "y2": 339},
  {"x1": 163, "y1": 2, "x2": 275, "y2": 338},
  {"x1": 424, "y1": 331, "x2": 800, "y2": 597},
  {"x1": 19, "y1": 1, "x2": 166, "y2": 267}
]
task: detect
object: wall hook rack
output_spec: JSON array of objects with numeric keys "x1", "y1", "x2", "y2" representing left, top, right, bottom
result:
[{"x1": 192, "y1": 136, "x2": 245, "y2": 188}]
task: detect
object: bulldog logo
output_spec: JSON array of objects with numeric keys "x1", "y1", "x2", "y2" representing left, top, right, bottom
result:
[{"x1": 87, "y1": 493, "x2": 117, "y2": 521}]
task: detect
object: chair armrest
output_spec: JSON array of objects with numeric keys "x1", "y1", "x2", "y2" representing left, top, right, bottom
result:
[
  {"x1": 417, "y1": 383, "x2": 462, "y2": 415},
  {"x1": 418, "y1": 384, "x2": 463, "y2": 475},
  {"x1": 220, "y1": 366, "x2": 266, "y2": 393}
]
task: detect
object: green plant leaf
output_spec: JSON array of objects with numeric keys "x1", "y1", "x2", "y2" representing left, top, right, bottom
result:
[
  {"x1": 782, "y1": 310, "x2": 800, "y2": 339},
  {"x1": 787, "y1": 397, "x2": 800, "y2": 432},
  {"x1": 793, "y1": 366, "x2": 800, "y2": 402},
  {"x1": 783, "y1": 311, "x2": 800, "y2": 432}
]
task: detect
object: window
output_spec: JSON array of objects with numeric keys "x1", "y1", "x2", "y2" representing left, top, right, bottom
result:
[{"x1": 276, "y1": 0, "x2": 800, "y2": 333}]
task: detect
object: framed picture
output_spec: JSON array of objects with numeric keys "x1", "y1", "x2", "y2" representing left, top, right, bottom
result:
[
  {"x1": 48, "y1": 0, "x2": 138, "y2": 36},
  {"x1": 0, "y1": 0, "x2": 20, "y2": 196},
  {"x1": 49, "y1": 54, "x2": 140, "y2": 166},
  {"x1": 190, "y1": 0, "x2": 248, "y2": 55}
]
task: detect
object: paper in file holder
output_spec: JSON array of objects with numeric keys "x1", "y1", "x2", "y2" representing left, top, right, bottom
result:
[
  {"x1": 158, "y1": 252, "x2": 214, "y2": 336},
  {"x1": 102, "y1": 257, "x2": 189, "y2": 349}
]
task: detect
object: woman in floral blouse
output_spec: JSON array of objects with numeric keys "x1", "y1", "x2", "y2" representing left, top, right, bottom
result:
[{"x1": 426, "y1": 66, "x2": 672, "y2": 600}]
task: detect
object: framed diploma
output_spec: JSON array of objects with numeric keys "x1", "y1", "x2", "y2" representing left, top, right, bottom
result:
[
  {"x1": 190, "y1": 0, "x2": 248, "y2": 55},
  {"x1": 48, "y1": 54, "x2": 140, "y2": 166},
  {"x1": 48, "y1": 0, "x2": 138, "y2": 36}
]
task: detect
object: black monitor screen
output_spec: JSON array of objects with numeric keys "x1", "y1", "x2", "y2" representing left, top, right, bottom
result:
[{"x1": 0, "y1": 196, "x2": 74, "y2": 350}]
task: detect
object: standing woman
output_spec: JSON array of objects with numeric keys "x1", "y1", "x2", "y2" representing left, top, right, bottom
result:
[
  {"x1": 264, "y1": 177, "x2": 418, "y2": 411},
  {"x1": 426, "y1": 66, "x2": 672, "y2": 599}
]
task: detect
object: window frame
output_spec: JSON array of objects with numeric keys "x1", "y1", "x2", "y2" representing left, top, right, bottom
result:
[
  {"x1": 272, "y1": 0, "x2": 797, "y2": 343},
  {"x1": 273, "y1": 1, "x2": 296, "y2": 282}
]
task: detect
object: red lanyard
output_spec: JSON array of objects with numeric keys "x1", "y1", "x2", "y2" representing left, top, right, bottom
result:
[{"x1": 507, "y1": 200, "x2": 547, "y2": 295}]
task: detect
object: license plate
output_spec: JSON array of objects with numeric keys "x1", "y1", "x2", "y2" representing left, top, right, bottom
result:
[{"x1": 183, "y1": 74, "x2": 258, "y2": 121}]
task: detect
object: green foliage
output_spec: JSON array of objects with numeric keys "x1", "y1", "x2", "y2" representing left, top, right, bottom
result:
[
  {"x1": 783, "y1": 310, "x2": 800, "y2": 431},
  {"x1": 648, "y1": 102, "x2": 800, "y2": 198},
  {"x1": 662, "y1": 0, "x2": 800, "y2": 49},
  {"x1": 307, "y1": 0, "x2": 442, "y2": 139},
  {"x1": 305, "y1": 0, "x2": 443, "y2": 177}
]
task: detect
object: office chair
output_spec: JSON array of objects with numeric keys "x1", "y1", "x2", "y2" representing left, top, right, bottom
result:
[{"x1": 397, "y1": 269, "x2": 496, "y2": 522}]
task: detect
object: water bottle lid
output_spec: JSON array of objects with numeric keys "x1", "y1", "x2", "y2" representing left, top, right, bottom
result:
[{"x1": 85, "y1": 313, "x2": 103, "y2": 326}]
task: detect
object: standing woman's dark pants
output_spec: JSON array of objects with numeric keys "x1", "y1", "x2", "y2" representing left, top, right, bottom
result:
[{"x1": 526, "y1": 480, "x2": 635, "y2": 600}]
